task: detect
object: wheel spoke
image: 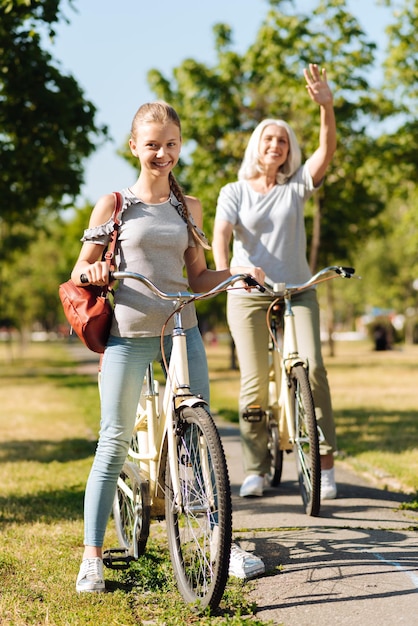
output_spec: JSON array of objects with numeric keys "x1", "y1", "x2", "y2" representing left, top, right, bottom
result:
[{"x1": 165, "y1": 407, "x2": 232, "y2": 611}]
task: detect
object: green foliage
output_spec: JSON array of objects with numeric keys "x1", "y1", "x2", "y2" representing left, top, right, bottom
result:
[
  {"x1": 0, "y1": 0, "x2": 107, "y2": 262},
  {"x1": 143, "y1": 0, "x2": 395, "y2": 275},
  {"x1": 0, "y1": 203, "x2": 93, "y2": 332},
  {"x1": 3, "y1": 0, "x2": 418, "y2": 336}
]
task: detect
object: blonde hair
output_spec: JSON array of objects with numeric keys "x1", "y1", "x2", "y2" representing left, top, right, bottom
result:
[
  {"x1": 238, "y1": 119, "x2": 301, "y2": 184},
  {"x1": 131, "y1": 101, "x2": 210, "y2": 249}
]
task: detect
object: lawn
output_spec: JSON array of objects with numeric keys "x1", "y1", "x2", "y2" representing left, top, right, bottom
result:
[
  {"x1": 0, "y1": 341, "x2": 268, "y2": 626},
  {"x1": 1, "y1": 337, "x2": 417, "y2": 624}
]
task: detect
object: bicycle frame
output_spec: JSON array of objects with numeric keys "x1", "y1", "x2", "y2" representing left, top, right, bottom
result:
[
  {"x1": 111, "y1": 270, "x2": 253, "y2": 520},
  {"x1": 268, "y1": 266, "x2": 356, "y2": 446},
  {"x1": 104, "y1": 269, "x2": 262, "y2": 609},
  {"x1": 265, "y1": 266, "x2": 357, "y2": 514},
  {"x1": 124, "y1": 305, "x2": 208, "y2": 520},
  {"x1": 269, "y1": 290, "x2": 324, "y2": 449}
]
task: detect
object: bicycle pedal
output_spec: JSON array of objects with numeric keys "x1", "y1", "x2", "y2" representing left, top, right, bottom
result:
[
  {"x1": 242, "y1": 405, "x2": 265, "y2": 422},
  {"x1": 102, "y1": 548, "x2": 136, "y2": 570}
]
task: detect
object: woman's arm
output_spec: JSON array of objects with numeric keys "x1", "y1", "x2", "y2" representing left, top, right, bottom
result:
[
  {"x1": 304, "y1": 64, "x2": 336, "y2": 187},
  {"x1": 70, "y1": 194, "x2": 116, "y2": 286},
  {"x1": 212, "y1": 219, "x2": 234, "y2": 270},
  {"x1": 184, "y1": 196, "x2": 264, "y2": 292}
]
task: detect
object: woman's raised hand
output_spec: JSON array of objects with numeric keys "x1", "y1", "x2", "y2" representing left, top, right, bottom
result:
[{"x1": 303, "y1": 63, "x2": 333, "y2": 107}]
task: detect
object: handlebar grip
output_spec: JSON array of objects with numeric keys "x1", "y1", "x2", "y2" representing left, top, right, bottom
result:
[
  {"x1": 244, "y1": 275, "x2": 266, "y2": 293},
  {"x1": 80, "y1": 272, "x2": 113, "y2": 284},
  {"x1": 337, "y1": 266, "x2": 355, "y2": 278}
]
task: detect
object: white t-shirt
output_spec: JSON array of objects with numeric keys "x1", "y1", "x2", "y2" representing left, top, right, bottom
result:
[{"x1": 215, "y1": 163, "x2": 318, "y2": 290}]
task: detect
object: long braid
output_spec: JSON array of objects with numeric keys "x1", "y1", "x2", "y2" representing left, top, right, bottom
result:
[
  {"x1": 169, "y1": 173, "x2": 211, "y2": 250},
  {"x1": 131, "y1": 101, "x2": 210, "y2": 250}
]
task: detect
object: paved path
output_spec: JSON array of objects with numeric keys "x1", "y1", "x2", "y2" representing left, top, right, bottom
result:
[
  {"x1": 66, "y1": 343, "x2": 418, "y2": 625},
  {"x1": 217, "y1": 419, "x2": 418, "y2": 625}
]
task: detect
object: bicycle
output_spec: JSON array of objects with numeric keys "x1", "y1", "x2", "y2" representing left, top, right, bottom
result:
[
  {"x1": 101, "y1": 270, "x2": 259, "y2": 612},
  {"x1": 260, "y1": 266, "x2": 356, "y2": 517}
]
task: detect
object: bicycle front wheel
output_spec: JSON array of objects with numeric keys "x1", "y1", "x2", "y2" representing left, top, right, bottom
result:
[
  {"x1": 290, "y1": 365, "x2": 321, "y2": 517},
  {"x1": 165, "y1": 406, "x2": 232, "y2": 612}
]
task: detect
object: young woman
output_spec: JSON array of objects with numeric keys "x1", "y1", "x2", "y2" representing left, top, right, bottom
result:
[
  {"x1": 71, "y1": 101, "x2": 265, "y2": 592},
  {"x1": 213, "y1": 64, "x2": 338, "y2": 500}
]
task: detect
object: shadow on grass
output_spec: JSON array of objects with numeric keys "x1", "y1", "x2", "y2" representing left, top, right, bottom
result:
[
  {"x1": 336, "y1": 407, "x2": 418, "y2": 455},
  {"x1": 0, "y1": 485, "x2": 84, "y2": 524},
  {"x1": 0, "y1": 437, "x2": 96, "y2": 463}
]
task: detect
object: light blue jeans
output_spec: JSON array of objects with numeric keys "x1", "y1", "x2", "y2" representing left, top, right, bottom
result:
[{"x1": 83, "y1": 326, "x2": 209, "y2": 547}]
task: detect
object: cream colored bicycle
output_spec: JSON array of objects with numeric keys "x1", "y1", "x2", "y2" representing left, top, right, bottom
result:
[
  {"x1": 263, "y1": 266, "x2": 356, "y2": 516},
  {"x1": 101, "y1": 271, "x2": 257, "y2": 612}
]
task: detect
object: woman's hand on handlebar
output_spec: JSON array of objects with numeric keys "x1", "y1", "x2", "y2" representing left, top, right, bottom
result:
[
  {"x1": 77, "y1": 261, "x2": 110, "y2": 286},
  {"x1": 231, "y1": 265, "x2": 265, "y2": 291}
]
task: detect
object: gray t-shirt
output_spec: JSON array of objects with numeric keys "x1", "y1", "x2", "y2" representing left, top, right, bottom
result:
[
  {"x1": 215, "y1": 163, "x2": 318, "y2": 291},
  {"x1": 81, "y1": 188, "x2": 197, "y2": 337}
]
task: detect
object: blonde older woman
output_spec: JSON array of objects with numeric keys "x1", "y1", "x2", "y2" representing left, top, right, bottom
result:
[{"x1": 213, "y1": 64, "x2": 338, "y2": 500}]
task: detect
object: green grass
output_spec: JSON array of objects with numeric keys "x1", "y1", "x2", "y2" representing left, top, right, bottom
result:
[
  {"x1": 1, "y1": 338, "x2": 418, "y2": 624},
  {"x1": 0, "y1": 341, "x2": 273, "y2": 625}
]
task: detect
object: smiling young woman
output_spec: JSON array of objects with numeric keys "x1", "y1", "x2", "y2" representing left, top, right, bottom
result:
[{"x1": 70, "y1": 100, "x2": 265, "y2": 592}]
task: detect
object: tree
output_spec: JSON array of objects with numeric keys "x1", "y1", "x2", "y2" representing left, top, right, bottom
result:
[
  {"x1": 0, "y1": 0, "x2": 107, "y2": 344},
  {"x1": 0, "y1": 0, "x2": 107, "y2": 262},
  {"x1": 348, "y1": 0, "x2": 418, "y2": 334},
  {"x1": 1, "y1": 202, "x2": 92, "y2": 339},
  {"x1": 130, "y1": 0, "x2": 398, "y2": 344},
  {"x1": 141, "y1": 1, "x2": 395, "y2": 267}
]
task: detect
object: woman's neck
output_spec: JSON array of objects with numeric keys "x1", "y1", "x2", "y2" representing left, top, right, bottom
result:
[
  {"x1": 248, "y1": 173, "x2": 277, "y2": 194},
  {"x1": 129, "y1": 179, "x2": 171, "y2": 204}
]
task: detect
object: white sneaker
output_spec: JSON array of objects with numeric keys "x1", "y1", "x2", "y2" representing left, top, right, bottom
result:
[
  {"x1": 239, "y1": 474, "x2": 264, "y2": 497},
  {"x1": 228, "y1": 543, "x2": 265, "y2": 579},
  {"x1": 76, "y1": 557, "x2": 105, "y2": 593},
  {"x1": 321, "y1": 467, "x2": 337, "y2": 500}
]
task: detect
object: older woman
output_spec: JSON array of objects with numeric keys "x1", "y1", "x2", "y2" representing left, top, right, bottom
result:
[{"x1": 213, "y1": 64, "x2": 338, "y2": 500}]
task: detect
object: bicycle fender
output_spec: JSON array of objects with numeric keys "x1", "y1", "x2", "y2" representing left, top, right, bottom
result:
[
  {"x1": 284, "y1": 356, "x2": 306, "y2": 373},
  {"x1": 175, "y1": 396, "x2": 208, "y2": 410}
]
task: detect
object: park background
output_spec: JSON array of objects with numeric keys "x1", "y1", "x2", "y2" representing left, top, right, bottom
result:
[
  {"x1": 1, "y1": 2, "x2": 418, "y2": 623},
  {"x1": 2, "y1": 0, "x2": 418, "y2": 349}
]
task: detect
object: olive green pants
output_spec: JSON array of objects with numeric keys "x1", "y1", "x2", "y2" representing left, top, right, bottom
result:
[{"x1": 227, "y1": 289, "x2": 336, "y2": 476}]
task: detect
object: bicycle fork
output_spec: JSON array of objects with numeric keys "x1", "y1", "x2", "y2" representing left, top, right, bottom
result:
[
  {"x1": 280, "y1": 295, "x2": 305, "y2": 445},
  {"x1": 164, "y1": 311, "x2": 209, "y2": 513}
]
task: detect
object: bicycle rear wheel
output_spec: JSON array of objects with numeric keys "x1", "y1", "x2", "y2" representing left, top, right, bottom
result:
[
  {"x1": 113, "y1": 461, "x2": 151, "y2": 558},
  {"x1": 165, "y1": 406, "x2": 232, "y2": 612},
  {"x1": 290, "y1": 365, "x2": 321, "y2": 516}
]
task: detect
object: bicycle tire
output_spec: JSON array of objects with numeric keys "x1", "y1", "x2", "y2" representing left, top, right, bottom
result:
[
  {"x1": 266, "y1": 417, "x2": 283, "y2": 486},
  {"x1": 113, "y1": 461, "x2": 151, "y2": 557},
  {"x1": 290, "y1": 365, "x2": 321, "y2": 516},
  {"x1": 165, "y1": 406, "x2": 232, "y2": 612}
]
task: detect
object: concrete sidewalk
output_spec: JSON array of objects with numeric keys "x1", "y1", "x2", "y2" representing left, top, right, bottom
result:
[{"x1": 216, "y1": 419, "x2": 418, "y2": 626}]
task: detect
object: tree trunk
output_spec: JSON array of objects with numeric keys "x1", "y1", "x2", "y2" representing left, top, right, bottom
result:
[
  {"x1": 326, "y1": 280, "x2": 335, "y2": 357},
  {"x1": 309, "y1": 195, "x2": 336, "y2": 357},
  {"x1": 309, "y1": 195, "x2": 321, "y2": 274}
]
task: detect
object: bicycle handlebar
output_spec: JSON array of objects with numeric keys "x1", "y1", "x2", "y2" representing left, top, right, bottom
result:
[
  {"x1": 263, "y1": 265, "x2": 357, "y2": 297},
  {"x1": 80, "y1": 265, "x2": 354, "y2": 300},
  {"x1": 80, "y1": 271, "x2": 264, "y2": 301}
]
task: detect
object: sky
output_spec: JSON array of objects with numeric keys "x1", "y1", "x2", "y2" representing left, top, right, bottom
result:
[{"x1": 47, "y1": 0, "x2": 393, "y2": 206}]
